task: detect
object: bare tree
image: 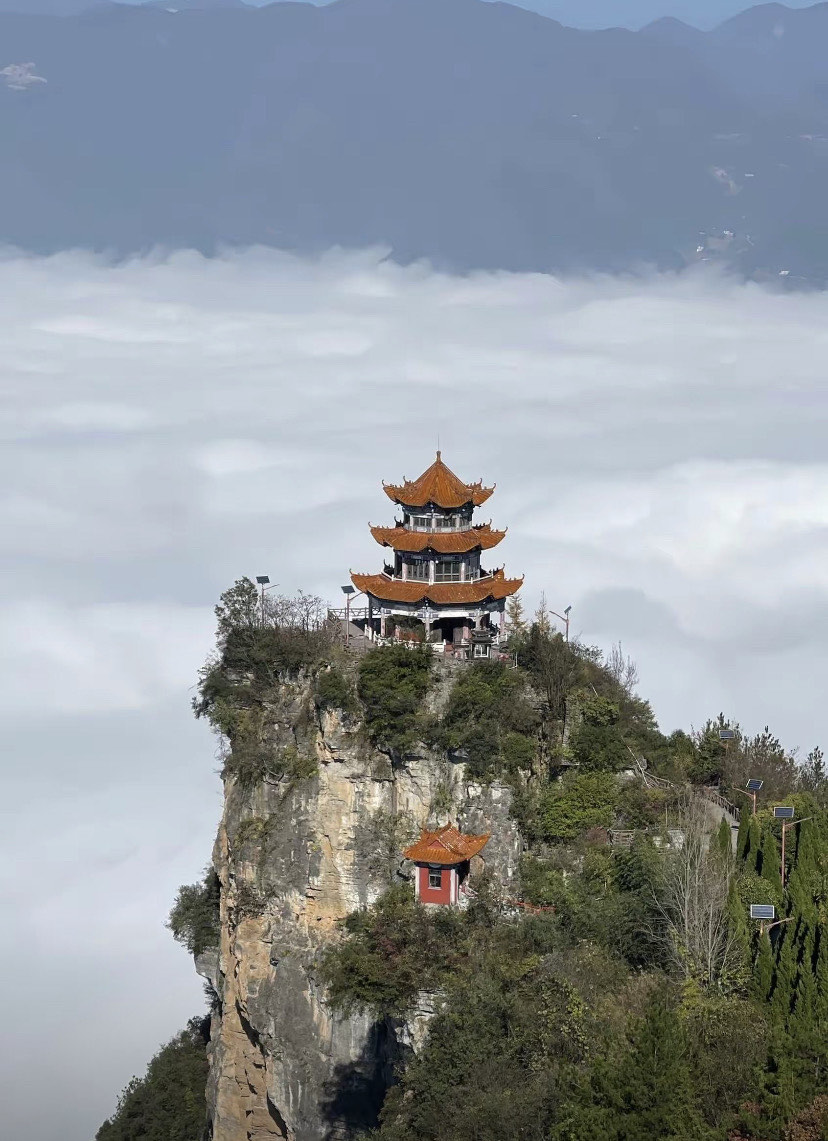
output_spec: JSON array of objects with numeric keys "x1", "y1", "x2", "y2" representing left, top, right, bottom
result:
[
  {"x1": 654, "y1": 793, "x2": 742, "y2": 990},
  {"x1": 605, "y1": 641, "x2": 640, "y2": 695}
]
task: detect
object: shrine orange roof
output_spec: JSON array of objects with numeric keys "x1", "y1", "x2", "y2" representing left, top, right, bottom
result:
[
  {"x1": 350, "y1": 568, "x2": 523, "y2": 605},
  {"x1": 403, "y1": 824, "x2": 490, "y2": 866},
  {"x1": 370, "y1": 523, "x2": 506, "y2": 554},
  {"x1": 383, "y1": 452, "x2": 494, "y2": 509}
]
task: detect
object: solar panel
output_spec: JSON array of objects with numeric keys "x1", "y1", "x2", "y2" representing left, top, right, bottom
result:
[
  {"x1": 747, "y1": 778, "x2": 764, "y2": 791},
  {"x1": 750, "y1": 904, "x2": 775, "y2": 921},
  {"x1": 719, "y1": 729, "x2": 735, "y2": 740},
  {"x1": 773, "y1": 806, "x2": 795, "y2": 819}
]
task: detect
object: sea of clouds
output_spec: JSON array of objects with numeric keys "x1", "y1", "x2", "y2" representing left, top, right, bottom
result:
[{"x1": 3, "y1": 246, "x2": 828, "y2": 1141}]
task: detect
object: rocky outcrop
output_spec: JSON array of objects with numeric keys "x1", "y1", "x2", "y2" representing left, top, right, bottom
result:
[{"x1": 203, "y1": 663, "x2": 522, "y2": 1141}]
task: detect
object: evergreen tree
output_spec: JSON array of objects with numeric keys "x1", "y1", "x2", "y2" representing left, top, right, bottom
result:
[
  {"x1": 755, "y1": 932, "x2": 775, "y2": 1001},
  {"x1": 736, "y1": 808, "x2": 752, "y2": 862},
  {"x1": 758, "y1": 829, "x2": 782, "y2": 892},
  {"x1": 743, "y1": 815, "x2": 762, "y2": 871},
  {"x1": 555, "y1": 989, "x2": 711, "y2": 1141},
  {"x1": 714, "y1": 816, "x2": 733, "y2": 862},
  {"x1": 96, "y1": 1018, "x2": 209, "y2": 1141}
]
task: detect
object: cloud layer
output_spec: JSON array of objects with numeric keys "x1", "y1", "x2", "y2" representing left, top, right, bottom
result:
[{"x1": 3, "y1": 247, "x2": 828, "y2": 1140}]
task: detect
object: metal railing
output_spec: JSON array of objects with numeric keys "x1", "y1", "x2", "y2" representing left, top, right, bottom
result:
[{"x1": 700, "y1": 786, "x2": 741, "y2": 823}]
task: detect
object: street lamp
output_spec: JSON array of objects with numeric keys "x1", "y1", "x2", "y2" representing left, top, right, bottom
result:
[
  {"x1": 341, "y1": 584, "x2": 362, "y2": 648},
  {"x1": 548, "y1": 604, "x2": 572, "y2": 643},
  {"x1": 749, "y1": 902, "x2": 793, "y2": 937},
  {"x1": 255, "y1": 575, "x2": 276, "y2": 625},
  {"x1": 732, "y1": 778, "x2": 763, "y2": 816},
  {"x1": 773, "y1": 807, "x2": 812, "y2": 889}
]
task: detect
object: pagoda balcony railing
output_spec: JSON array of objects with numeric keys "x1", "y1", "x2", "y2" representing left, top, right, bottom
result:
[{"x1": 402, "y1": 518, "x2": 468, "y2": 533}]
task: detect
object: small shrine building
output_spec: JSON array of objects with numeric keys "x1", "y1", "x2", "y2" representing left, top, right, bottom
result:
[
  {"x1": 351, "y1": 452, "x2": 523, "y2": 656},
  {"x1": 403, "y1": 824, "x2": 490, "y2": 906}
]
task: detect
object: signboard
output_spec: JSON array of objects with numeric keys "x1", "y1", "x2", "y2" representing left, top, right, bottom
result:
[
  {"x1": 773, "y1": 807, "x2": 795, "y2": 820},
  {"x1": 719, "y1": 729, "x2": 735, "y2": 741},
  {"x1": 750, "y1": 904, "x2": 775, "y2": 921},
  {"x1": 747, "y1": 778, "x2": 764, "y2": 792}
]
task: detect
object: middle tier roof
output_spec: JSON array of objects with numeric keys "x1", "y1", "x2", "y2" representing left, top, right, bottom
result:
[{"x1": 371, "y1": 523, "x2": 506, "y2": 554}]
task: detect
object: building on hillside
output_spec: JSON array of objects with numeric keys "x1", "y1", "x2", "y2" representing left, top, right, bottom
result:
[
  {"x1": 350, "y1": 451, "x2": 523, "y2": 657},
  {"x1": 403, "y1": 824, "x2": 490, "y2": 906}
]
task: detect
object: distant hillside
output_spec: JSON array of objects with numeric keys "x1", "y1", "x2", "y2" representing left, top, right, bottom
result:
[{"x1": 2, "y1": 0, "x2": 828, "y2": 279}]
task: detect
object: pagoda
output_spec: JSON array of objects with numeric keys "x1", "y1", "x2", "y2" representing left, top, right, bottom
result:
[
  {"x1": 403, "y1": 824, "x2": 490, "y2": 906},
  {"x1": 351, "y1": 452, "x2": 522, "y2": 656}
]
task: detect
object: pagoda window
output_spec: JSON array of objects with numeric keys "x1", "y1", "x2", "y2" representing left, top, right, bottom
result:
[
  {"x1": 407, "y1": 559, "x2": 429, "y2": 581},
  {"x1": 434, "y1": 557, "x2": 462, "y2": 582},
  {"x1": 433, "y1": 514, "x2": 460, "y2": 531},
  {"x1": 428, "y1": 867, "x2": 443, "y2": 889},
  {"x1": 409, "y1": 514, "x2": 432, "y2": 531}
]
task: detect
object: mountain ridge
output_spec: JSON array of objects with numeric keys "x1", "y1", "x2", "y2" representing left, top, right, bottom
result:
[{"x1": 2, "y1": 0, "x2": 828, "y2": 279}]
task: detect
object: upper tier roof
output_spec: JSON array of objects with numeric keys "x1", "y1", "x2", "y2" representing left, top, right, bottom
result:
[
  {"x1": 370, "y1": 523, "x2": 506, "y2": 554},
  {"x1": 351, "y1": 568, "x2": 523, "y2": 605},
  {"x1": 403, "y1": 823, "x2": 490, "y2": 866},
  {"x1": 383, "y1": 451, "x2": 494, "y2": 509}
]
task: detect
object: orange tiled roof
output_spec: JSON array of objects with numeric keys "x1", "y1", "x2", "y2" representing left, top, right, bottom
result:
[
  {"x1": 370, "y1": 523, "x2": 506, "y2": 554},
  {"x1": 404, "y1": 824, "x2": 490, "y2": 866},
  {"x1": 351, "y1": 568, "x2": 523, "y2": 605},
  {"x1": 383, "y1": 452, "x2": 494, "y2": 509}
]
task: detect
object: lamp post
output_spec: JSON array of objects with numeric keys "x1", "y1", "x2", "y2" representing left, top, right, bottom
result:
[
  {"x1": 773, "y1": 808, "x2": 812, "y2": 889},
  {"x1": 341, "y1": 585, "x2": 365, "y2": 648},
  {"x1": 255, "y1": 575, "x2": 277, "y2": 626},
  {"x1": 548, "y1": 604, "x2": 572, "y2": 643},
  {"x1": 732, "y1": 778, "x2": 763, "y2": 817},
  {"x1": 749, "y1": 903, "x2": 795, "y2": 937}
]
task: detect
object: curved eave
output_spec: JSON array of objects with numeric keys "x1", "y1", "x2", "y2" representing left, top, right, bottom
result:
[
  {"x1": 370, "y1": 524, "x2": 506, "y2": 554},
  {"x1": 350, "y1": 570, "x2": 524, "y2": 606},
  {"x1": 383, "y1": 484, "x2": 495, "y2": 510}
]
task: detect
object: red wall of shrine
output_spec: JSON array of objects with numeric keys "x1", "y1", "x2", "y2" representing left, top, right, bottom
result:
[{"x1": 417, "y1": 864, "x2": 453, "y2": 905}]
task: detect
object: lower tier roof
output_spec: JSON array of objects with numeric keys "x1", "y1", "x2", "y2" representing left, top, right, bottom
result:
[
  {"x1": 351, "y1": 568, "x2": 522, "y2": 605},
  {"x1": 403, "y1": 824, "x2": 490, "y2": 865}
]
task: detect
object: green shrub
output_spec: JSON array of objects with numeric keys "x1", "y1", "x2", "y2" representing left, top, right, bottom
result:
[
  {"x1": 315, "y1": 664, "x2": 357, "y2": 713},
  {"x1": 168, "y1": 871, "x2": 220, "y2": 957},
  {"x1": 568, "y1": 694, "x2": 629, "y2": 773},
  {"x1": 357, "y1": 644, "x2": 433, "y2": 754},
  {"x1": 96, "y1": 1017, "x2": 209, "y2": 1141},
  {"x1": 319, "y1": 884, "x2": 463, "y2": 1019},
  {"x1": 537, "y1": 771, "x2": 618, "y2": 843},
  {"x1": 440, "y1": 660, "x2": 538, "y2": 781}
]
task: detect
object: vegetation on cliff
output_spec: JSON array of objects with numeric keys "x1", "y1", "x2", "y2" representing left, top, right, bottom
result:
[
  {"x1": 144, "y1": 584, "x2": 828, "y2": 1141},
  {"x1": 95, "y1": 1017, "x2": 209, "y2": 1141},
  {"x1": 167, "y1": 869, "x2": 221, "y2": 957}
]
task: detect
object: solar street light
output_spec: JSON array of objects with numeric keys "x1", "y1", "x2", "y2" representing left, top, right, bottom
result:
[
  {"x1": 255, "y1": 575, "x2": 275, "y2": 624},
  {"x1": 750, "y1": 904, "x2": 775, "y2": 921},
  {"x1": 719, "y1": 728, "x2": 735, "y2": 741},
  {"x1": 733, "y1": 779, "x2": 763, "y2": 815},
  {"x1": 774, "y1": 807, "x2": 795, "y2": 819},
  {"x1": 549, "y1": 604, "x2": 572, "y2": 643}
]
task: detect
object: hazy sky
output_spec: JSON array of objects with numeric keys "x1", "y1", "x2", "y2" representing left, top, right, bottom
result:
[{"x1": 4, "y1": 247, "x2": 828, "y2": 1141}]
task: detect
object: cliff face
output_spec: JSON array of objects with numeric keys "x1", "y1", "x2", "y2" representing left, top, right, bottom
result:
[{"x1": 198, "y1": 663, "x2": 522, "y2": 1141}]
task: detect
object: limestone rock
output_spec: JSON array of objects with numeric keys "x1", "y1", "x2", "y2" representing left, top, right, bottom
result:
[{"x1": 204, "y1": 667, "x2": 521, "y2": 1141}]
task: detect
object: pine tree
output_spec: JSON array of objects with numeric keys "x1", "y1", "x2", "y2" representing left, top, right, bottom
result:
[
  {"x1": 714, "y1": 816, "x2": 733, "y2": 862},
  {"x1": 584, "y1": 990, "x2": 711, "y2": 1141},
  {"x1": 743, "y1": 815, "x2": 761, "y2": 870},
  {"x1": 758, "y1": 829, "x2": 782, "y2": 892},
  {"x1": 506, "y1": 593, "x2": 526, "y2": 635},
  {"x1": 736, "y1": 809, "x2": 752, "y2": 862},
  {"x1": 755, "y1": 930, "x2": 775, "y2": 1001}
]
